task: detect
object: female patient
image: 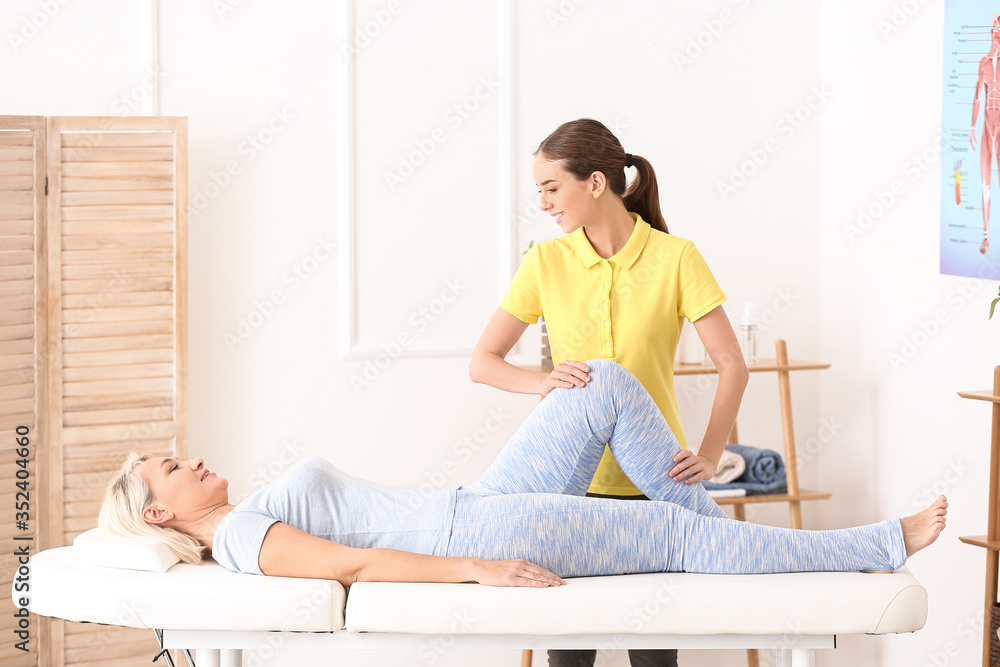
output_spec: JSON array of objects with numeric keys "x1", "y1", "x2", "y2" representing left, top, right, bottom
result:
[{"x1": 100, "y1": 360, "x2": 946, "y2": 587}]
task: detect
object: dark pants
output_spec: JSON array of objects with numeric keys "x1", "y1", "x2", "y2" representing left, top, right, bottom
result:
[
  {"x1": 547, "y1": 492, "x2": 679, "y2": 667},
  {"x1": 546, "y1": 649, "x2": 678, "y2": 667}
]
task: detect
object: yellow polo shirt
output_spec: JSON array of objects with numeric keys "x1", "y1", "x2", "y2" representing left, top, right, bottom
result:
[{"x1": 501, "y1": 213, "x2": 727, "y2": 495}]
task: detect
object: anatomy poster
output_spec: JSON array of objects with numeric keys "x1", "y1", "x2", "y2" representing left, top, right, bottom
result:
[{"x1": 942, "y1": 4, "x2": 1000, "y2": 278}]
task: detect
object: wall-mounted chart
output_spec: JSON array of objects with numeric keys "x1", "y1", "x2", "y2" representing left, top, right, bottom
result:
[{"x1": 942, "y1": 4, "x2": 1000, "y2": 279}]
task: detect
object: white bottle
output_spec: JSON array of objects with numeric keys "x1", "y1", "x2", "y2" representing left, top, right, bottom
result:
[{"x1": 740, "y1": 303, "x2": 759, "y2": 366}]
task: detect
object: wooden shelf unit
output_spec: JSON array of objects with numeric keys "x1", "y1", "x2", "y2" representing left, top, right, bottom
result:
[
  {"x1": 713, "y1": 489, "x2": 831, "y2": 507},
  {"x1": 959, "y1": 536, "x2": 1000, "y2": 552},
  {"x1": 677, "y1": 339, "x2": 832, "y2": 527},
  {"x1": 957, "y1": 365, "x2": 1000, "y2": 667},
  {"x1": 675, "y1": 359, "x2": 831, "y2": 375}
]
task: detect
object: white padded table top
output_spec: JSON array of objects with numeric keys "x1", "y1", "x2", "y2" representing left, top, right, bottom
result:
[
  {"x1": 23, "y1": 547, "x2": 346, "y2": 632},
  {"x1": 346, "y1": 569, "x2": 927, "y2": 636},
  {"x1": 22, "y1": 546, "x2": 926, "y2": 638}
]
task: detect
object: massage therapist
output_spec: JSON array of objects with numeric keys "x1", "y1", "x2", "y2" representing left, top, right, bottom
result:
[{"x1": 470, "y1": 118, "x2": 750, "y2": 667}]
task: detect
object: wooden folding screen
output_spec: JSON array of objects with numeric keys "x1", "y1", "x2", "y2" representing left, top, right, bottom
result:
[
  {"x1": 0, "y1": 116, "x2": 188, "y2": 667},
  {"x1": 0, "y1": 117, "x2": 46, "y2": 667}
]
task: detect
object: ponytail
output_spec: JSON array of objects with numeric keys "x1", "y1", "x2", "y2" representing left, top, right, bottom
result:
[{"x1": 623, "y1": 155, "x2": 667, "y2": 234}]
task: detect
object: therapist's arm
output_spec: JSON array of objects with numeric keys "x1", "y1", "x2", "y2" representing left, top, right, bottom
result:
[
  {"x1": 467, "y1": 307, "x2": 547, "y2": 394},
  {"x1": 668, "y1": 306, "x2": 749, "y2": 484},
  {"x1": 257, "y1": 521, "x2": 565, "y2": 588},
  {"x1": 470, "y1": 308, "x2": 593, "y2": 395}
]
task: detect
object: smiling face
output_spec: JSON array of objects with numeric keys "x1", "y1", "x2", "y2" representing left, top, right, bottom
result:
[
  {"x1": 138, "y1": 456, "x2": 229, "y2": 525},
  {"x1": 533, "y1": 153, "x2": 603, "y2": 234}
]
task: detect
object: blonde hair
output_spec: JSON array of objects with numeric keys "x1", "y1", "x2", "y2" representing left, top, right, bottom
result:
[{"x1": 98, "y1": 452, "x2": 206, "y2": 564}]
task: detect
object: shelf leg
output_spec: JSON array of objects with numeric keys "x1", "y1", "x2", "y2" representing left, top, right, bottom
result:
[
  {"x1": 981, "y1": 366, "x2": 1000, "y2": 667},
  {"x1": 775, "y1": 340, "x2": 802, "y2": 529}
]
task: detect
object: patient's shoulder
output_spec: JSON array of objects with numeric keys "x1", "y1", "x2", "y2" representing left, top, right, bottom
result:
[
  {"x1": 295, "y1": 456, "x2": 335, "y2": 471},
  {"x1": 235, "y1": 457, "x2": 337, "y2": 506},
  {"x1": 279, "y1": 457, "x2": 342, "y2": 486}
]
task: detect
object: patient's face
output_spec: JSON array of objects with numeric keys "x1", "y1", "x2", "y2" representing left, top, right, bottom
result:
[{"x1": 139, "y1": 457, "x2": 228, "y2": 520}]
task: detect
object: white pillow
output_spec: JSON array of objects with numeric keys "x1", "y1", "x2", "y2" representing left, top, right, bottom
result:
[{"x1": 73, "y1": 528, "x2": 180, "y2": 573}]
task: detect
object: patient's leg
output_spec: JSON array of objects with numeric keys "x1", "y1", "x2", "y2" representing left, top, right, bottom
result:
[
  {"x1": 447, "y1": 490, "x2": 923, "y2": 576},
  {"x1": 467, "y1": 359, "x2": 727, "y2": 519}
]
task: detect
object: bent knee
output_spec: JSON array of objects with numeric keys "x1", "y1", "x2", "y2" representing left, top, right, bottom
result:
[
  {"x1": 584, "y1": 359, "x2": 634, "y2": 377},
  {"x1": 583, "y1": 359, "x2": 640, "y2": 389},
  {"x1": 582, "y1": 358, "x2": 622, "y2": 372}
]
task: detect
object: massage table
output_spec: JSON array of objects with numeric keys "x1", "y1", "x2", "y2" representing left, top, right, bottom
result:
[{"x1": 17, "y1": 529, "x2": 929, "y2": 667}]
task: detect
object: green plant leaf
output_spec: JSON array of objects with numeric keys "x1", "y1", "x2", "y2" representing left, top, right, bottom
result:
[{"x1": 991, "y1": 296, "x2": 1000, "y2": 319}]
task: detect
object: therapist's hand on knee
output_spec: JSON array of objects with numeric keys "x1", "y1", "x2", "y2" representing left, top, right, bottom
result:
[
  {"x1": 538, "y1": 360, "x2": 591, "y2": 396},
  {"x1": 669, "y1": 451, "x2": 717, "y2": 484}
]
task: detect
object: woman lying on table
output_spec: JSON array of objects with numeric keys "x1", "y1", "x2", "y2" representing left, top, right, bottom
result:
[{"x1": 99, "y1": 360, "x2": 947, "y2": 587}]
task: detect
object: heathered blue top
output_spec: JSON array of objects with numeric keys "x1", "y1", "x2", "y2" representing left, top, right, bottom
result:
[{"x1": 211, "y1": 457, "x2": 458, "y2": 575}]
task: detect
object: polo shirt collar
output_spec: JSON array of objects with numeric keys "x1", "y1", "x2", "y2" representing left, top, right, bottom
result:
[{"x1": 571, "y1": 213, "x2": 652, "y2": 270}]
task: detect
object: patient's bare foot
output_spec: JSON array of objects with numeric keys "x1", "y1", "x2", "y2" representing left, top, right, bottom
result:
[
  {"x1": 861, "y1": 496, "x2": 947, "y2": 573},
  {"x1": 902, "y1": 495, "x2": 948, "y2": 557}
]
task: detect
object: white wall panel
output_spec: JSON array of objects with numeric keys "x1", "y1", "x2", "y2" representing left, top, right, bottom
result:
[
  {"x1": 0, "y1": 0, "x2": 146, "y2": 117},
  {"x1": 346, "y1": 0, "x2": 514, "y2": 358}
]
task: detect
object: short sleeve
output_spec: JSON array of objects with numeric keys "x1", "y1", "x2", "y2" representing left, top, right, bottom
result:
[
  {"x1": 676, "y1": 241, "x2": 727, "y2": 322},
  {"x1": 211, "y1": 510, "x2": 279, "y2": 575},
  {"x1": 500, "y1": 245, "x2": 542, "y2": 324}
]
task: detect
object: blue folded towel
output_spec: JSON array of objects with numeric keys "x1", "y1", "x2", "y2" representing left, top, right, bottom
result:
[{"x1": 702, "y1": 444, "x2": 787, "y2": 495}]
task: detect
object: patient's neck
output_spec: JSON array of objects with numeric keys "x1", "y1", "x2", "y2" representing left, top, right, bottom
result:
[{"x1": 179, "y1": 503, "x2": 235, "y2": 551}]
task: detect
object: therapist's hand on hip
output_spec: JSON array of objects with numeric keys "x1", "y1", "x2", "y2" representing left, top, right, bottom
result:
[
  {"x1": 538, "y1": 360, "x2": 591, "y2": 396},
  {"x1": 669, "y1": 451, "x2": 717, "y2": 484}
]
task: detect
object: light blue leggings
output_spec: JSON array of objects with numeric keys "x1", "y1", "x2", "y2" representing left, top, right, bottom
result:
[{"x1": 445, "y1": 359, "x2": 906, "y2": 577}]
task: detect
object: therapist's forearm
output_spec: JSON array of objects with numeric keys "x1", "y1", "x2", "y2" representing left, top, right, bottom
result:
[
  {"x1": 697, "y1": 362, "x2": 749, "y2": 466},
  {"x1": 469, "y1": 351, "x2": 547, "y2": 395}
]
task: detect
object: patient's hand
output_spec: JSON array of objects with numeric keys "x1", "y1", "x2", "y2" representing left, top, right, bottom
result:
[{"x1": 473, "y1": 558, "x2": 567, "y2": 587}]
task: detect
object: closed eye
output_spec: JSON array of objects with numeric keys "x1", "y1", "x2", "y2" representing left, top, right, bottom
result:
[{"x1": 160, "y1": 458, "x2": 178, "y2": 476}]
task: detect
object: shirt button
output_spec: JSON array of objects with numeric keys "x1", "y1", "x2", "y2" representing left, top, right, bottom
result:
[
  {"x1": 603, "y1": 301, "x2": 608, "y2": 306},
  {"x1": 605, "y1": 341, "x2": 611, "y2": 346},
  {"x1": 604, "y1": 282, "x2": 609, "y2": 287},
  {"x1": 604, "y1": 322, "x2": 609, "y2": 326}
]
